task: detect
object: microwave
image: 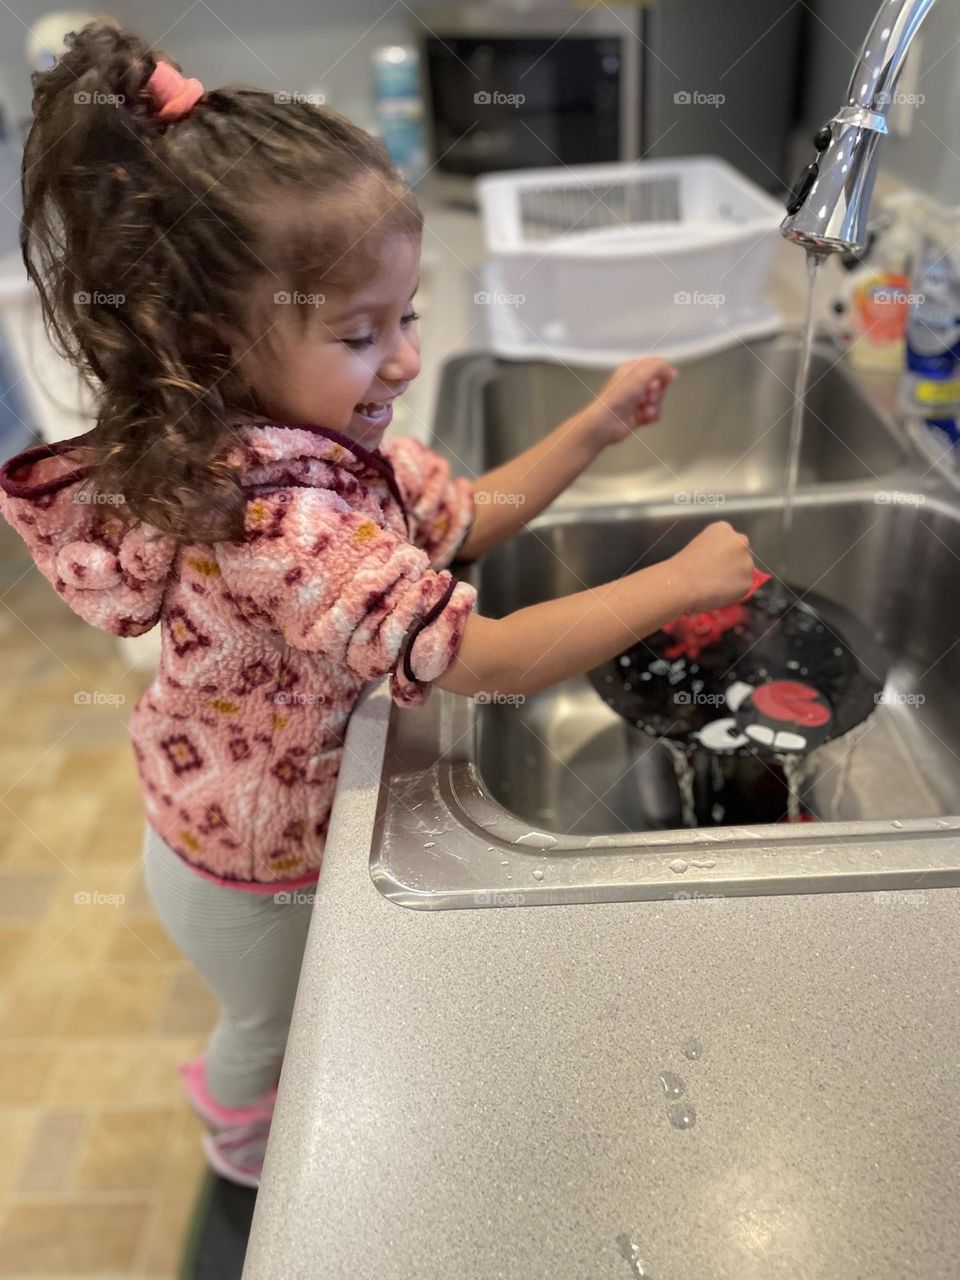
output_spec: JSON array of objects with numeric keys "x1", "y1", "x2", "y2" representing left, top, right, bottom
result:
[{"x1": 414, "y1": 2, "x2": 803, "y2": 200}]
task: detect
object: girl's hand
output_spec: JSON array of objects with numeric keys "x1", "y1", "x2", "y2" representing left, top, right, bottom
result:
[
  {"x1": 579, "y1": 356, "x2": 678, "y2": 447},
  {"x1": 669, "y1": 521, "x2": 755, "y2": 613}
]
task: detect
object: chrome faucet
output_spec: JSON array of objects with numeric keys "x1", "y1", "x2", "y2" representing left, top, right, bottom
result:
[{"x1": 781, "y1": 0, "x2": 937, "y2": 255}]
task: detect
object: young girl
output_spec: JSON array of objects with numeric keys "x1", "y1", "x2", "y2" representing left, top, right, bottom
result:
[{"x1": 0, "y1": 23, "x2": 754, "y2": 1187}]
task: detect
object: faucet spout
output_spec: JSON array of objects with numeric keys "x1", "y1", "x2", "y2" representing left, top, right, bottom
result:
[{"x1": 780, "y1": 0, "x2": 937, "y2": 255}]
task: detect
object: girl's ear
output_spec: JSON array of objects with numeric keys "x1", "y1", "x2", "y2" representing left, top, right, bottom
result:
[{"x1": 188, "y1": 312, "x2": 239, "y2": 357}]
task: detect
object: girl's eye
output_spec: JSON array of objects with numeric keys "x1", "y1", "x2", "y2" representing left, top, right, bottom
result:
[{"x1": 341, "y1": 312, "x2": 419, "y2": 350}]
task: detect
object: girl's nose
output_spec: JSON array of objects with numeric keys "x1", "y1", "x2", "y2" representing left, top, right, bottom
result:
[{"x1": 380, "y1": 332, "x2": 420, "y2": 384}]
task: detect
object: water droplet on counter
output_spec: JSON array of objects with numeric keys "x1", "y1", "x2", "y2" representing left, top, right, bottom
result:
[
  {"x1": 690, "y1": 858, "x2": 716, "y2": 869},
  {"x1": 667, "y1": 1102, "x2": 697, "y2": 1130},
  {"x1": 514, "y1": 831, "x2": 558, "y2": 849},
  {"x1": 659, "y1": 1070, "x2": 686, "y2": 1099},
  {"x1": 668, "y1": 858, "x2": 688, "y2": 875},
  {"x1": 681, "y1": 1037, "x2": 703, "y2": 1061},
  {"x1": 615, "y1": 1233, "x2": 653, "y2": 1278},
  {"x1": 532, "y1": 868, "x2": 545, "y2": 881}
]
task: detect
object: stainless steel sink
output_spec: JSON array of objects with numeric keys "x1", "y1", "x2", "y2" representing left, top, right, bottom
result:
[
  {"x1": 370, "y1": 341, "x2": 960, "y2": 910},
  {"x1": 474, "y1": 494, "x2": 960, "y2": 834},
  {"x1": 434, "y1": 335, "x2": 907, "y2": 504}
]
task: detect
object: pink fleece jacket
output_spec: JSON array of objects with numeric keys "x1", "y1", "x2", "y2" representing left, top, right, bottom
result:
[{"x1": 0, "y1": 420, "x2": 477, "y2": 891}]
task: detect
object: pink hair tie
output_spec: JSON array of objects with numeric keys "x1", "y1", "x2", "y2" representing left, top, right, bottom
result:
[{"x1": 144, "y1": 59, "x2": 205, "y2": 122}]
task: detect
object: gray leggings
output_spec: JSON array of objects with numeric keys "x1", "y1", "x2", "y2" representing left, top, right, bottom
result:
[{"x1": 142, "y1": 823, "x2": 314, "y2": 1108}]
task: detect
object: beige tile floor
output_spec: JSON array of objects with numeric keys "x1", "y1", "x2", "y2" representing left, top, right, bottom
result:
[{"x1": 1, "y1": 519, "x2": 214, "y2": 1277}]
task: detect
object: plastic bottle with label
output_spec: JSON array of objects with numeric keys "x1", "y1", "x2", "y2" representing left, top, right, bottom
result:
[{"x1": 901, "y1": 199, "x2": 960, "y2": 409}]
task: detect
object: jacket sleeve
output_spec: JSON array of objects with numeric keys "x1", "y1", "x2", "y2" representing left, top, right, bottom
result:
[
  {"x1": 378, "y1": 436, "x2": 476, "y2": 569},
  {"x1": 213, "y1": 487, "x2": 478, "y2": 707},
  {"x1": 0, "y1": 439, "x2": 177, "y2": 637}
]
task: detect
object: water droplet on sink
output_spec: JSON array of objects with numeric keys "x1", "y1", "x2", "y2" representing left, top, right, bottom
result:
[
  {"x1": 514, "y1": 831, "x2": 558, "y2": 849},
  {"x1": 532, "y1": 868, "x2": 545, "y2": 881},
  {"x1": 667, "y1": 1102, "x2": 696, "y2": 1130},
  {"x1": 937, "y1": 819, "x2": 953, "y2": 829},
  {"x1": 500, "y1": 859, "x2": 509, "y2": 866},
  {"x1": 690, "y1": 858, "x2": 716, "y2": 869},
  {"x1": 659, "y1": 1070, "x2": 686, "y2": 1099},
  {"x1": 681, "y1": 1037, "x2": 703, "y2": 1061},
  {"x1": 423, "y1": 842, "x2": 435, "y2": 849},
  {"x1": 891, "y1": 820, "x2": 904, "y2": 829},
  {"x1": 668, "y1": 858, "x2": 688, "y2": 874}
]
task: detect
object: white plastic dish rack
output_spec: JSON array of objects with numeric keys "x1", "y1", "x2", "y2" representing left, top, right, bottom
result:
[{"x1": 476, "y1": 156, "x2": 785, "y2": 366}]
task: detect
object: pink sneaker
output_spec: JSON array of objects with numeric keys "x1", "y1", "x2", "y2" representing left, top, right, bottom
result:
[
  {"x1": 178, "y1": 1053, "x2": 278, "y2": 1133},
  {"x1": 202, "y1": 1119, "x2": 271, "y2": 1189}
]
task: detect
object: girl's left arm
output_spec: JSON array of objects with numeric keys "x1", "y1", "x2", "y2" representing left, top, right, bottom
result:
[{"x1": 456, "y1": 355, "x2": 677, "y2": 561}]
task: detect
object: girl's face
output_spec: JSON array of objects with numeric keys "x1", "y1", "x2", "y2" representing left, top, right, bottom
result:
[{"x1": 236, "y1": 232, "x2": 422, "y2": 450}]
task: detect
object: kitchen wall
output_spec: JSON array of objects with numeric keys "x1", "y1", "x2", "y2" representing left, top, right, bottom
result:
[
  {"x1": 0, "y1": 0, "x2": 460, "y2": 138},
  {"x1": 801, "y1": 0, "x2": 960, "y2": 205}
]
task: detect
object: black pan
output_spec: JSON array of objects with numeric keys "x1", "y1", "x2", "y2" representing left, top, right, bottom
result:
[{"x1": 588, "y1": 581, "x2": 887, "y2": 758}]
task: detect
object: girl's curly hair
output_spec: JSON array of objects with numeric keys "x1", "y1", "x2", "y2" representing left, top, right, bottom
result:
[{"x1": 20, "y1": 21, "x2": 422, "y2": 542}]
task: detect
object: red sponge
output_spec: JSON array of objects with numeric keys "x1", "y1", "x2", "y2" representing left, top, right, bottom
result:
[{"x1": 662, "y1": 569, "x2": 772, "y2": 660}]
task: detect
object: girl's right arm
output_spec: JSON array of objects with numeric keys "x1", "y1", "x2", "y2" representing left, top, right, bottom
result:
[{"x1": 434, "y1": 521, "x2": 754, "y2": 698}]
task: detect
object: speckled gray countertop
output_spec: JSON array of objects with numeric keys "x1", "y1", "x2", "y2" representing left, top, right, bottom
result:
[{"x1": 242, "y1": 680, "x2": 960, "y2": 1280}]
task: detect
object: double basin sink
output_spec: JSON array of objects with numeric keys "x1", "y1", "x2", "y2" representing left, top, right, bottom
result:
[{"x1": 371, "y1": 335, "x2": 960, "y2": 909}]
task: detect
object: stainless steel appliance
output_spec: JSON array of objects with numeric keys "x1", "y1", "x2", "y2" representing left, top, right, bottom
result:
[{"x1": 414, "y1": 1, "x2": 804, "y2": 199}]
